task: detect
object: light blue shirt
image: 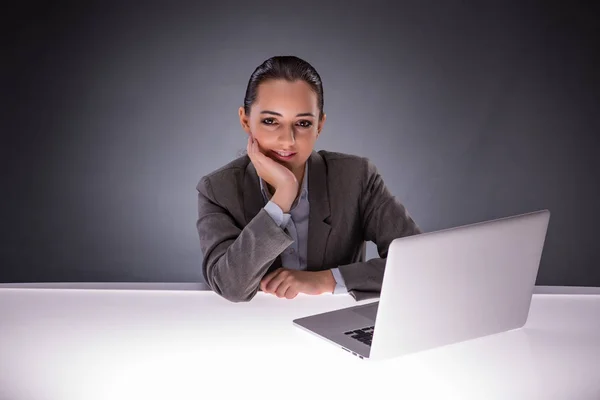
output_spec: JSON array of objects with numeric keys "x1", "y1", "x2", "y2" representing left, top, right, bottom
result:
[{"x1": 259, "y1": 162, "x2": 348, "y2": 294}]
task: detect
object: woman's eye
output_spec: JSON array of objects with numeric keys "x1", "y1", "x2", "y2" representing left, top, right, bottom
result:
[
  {"x1": 261, "y1": 119, "x2": 312, "y2": 128},
  {"x1": 298, "y1": 120, "x2": 313, "y2": 128}
]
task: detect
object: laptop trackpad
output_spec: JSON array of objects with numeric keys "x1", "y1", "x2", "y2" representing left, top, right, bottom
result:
[{"x1": 352, "y1": 302, "x2": 378, "y2": 321}]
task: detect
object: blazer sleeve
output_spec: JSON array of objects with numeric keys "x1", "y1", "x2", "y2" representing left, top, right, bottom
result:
[
  {"x1": 337, "y1": 158, "x2": 422, "y2": 301},
  {"x1": 196, "y1": 176, "x2": 294, "y2": 302}
]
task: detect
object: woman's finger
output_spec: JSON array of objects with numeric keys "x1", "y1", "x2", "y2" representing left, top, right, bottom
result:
[
  {"x1": 252, "y1": 136, "x2": 260, "y2": 155},
  {"x1": 260, "y1": 268, "x2": 282, "y2": 292},
  {"x1": 275, "y1": 281, "x2": 290, "y2": 298},
  {"x1": 284, "y1": 287, "x2": 299, "y2": 300},
  {"x1": 265, "y1": 269, "x2": 288, "y2": 293},
  {"x1": 247, "y1": 136, "x2": 262, "y2": 168},
  {"x1": 251, "y1": 139, "x2": 270, "y2": 171}
]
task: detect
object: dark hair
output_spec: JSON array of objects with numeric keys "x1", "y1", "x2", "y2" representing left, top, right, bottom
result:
[{"x1": 243, "y1": 55, "x2": 324, "y2": 121}]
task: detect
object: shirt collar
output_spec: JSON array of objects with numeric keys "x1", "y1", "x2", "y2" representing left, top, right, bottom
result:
[{"x1": 259, "y1": 161, "x2": 309, "y2": 202}]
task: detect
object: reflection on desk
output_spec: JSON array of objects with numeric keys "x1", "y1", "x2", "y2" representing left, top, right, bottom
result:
[{"x1": 0, "y1": 285, "x2": 599, "y2": 400}]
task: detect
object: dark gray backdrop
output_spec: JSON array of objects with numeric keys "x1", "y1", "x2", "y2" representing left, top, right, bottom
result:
[{"x1": 2, "y1": 1, "x2": 599, "y2": 286}]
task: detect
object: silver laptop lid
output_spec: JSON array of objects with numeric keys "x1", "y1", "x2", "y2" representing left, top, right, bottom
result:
[{"x1": 370, "y1": 210, "x2": 550, "y2": 360}]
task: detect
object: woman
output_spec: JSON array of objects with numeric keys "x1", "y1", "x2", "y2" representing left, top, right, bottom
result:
[{"x1": 196, "y1": 55, "x2": 421, "y2": 303}]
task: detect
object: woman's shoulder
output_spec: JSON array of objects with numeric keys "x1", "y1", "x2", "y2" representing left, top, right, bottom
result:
[
  {"x1": 197, "y1": 154, "x2": 249, "y2": 190},
  {"x1": 318, "y1": 149, "x2": 362, "y2": 161},
  {"x1": 204, "y1": 154, "x2": 249, "y2": 177},
  {"x1": 317, "y1": 150, "x2": 377, "y2": 175}
]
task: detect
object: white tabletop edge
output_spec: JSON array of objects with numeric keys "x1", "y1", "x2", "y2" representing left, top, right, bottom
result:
[
  {"x1": 532, "y1": 285, "x2": 600, "y2": 295},
  {"x1": 0, "y1": 282, "x2": 211, "y2": 290},
  {"x1": 0, "y1": 282, "x2": 599, "y2": 295}
]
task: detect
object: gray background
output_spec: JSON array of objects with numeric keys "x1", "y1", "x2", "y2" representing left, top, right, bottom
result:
[{"x1": 2, "y1": 1, "x2": 599, "y2": 286}]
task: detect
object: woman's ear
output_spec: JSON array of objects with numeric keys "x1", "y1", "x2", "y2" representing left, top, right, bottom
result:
[
  {"x1": 239, "y1": 106, "x2": 251, "y2": 134},
  {"x1": 317, "y1": 113, "x2": 326, "y2": 136}
]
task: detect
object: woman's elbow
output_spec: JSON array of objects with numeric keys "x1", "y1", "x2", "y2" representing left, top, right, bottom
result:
[
  {"x1": 203, "y1": 260, "x2": 259, "y2": 303},
  {"x1": 221, "y1": 287, "x2": 258, "y2": 303},
  {"x1": 208, "y1": 276, "x2": 258, "y2": 303}
]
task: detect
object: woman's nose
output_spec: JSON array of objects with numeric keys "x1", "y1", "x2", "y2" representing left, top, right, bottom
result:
[{"x1": 278, "y1": 127, "x2": 296, "y2": 145}]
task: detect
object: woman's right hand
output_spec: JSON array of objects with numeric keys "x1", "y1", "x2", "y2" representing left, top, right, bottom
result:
[{"x1": 247, "y1": 134, "x2": 299, "y2": 212}]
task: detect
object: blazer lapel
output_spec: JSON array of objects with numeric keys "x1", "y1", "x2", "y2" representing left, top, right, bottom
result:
[
  {"x1": 307, "y1": 151, "x2": 332, "y2": 271},
  {"x1": 243, "y1": 158, "x2": 283, "y2": 273}
]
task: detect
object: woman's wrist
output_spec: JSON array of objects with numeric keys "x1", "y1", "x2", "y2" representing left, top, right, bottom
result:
[
  {"x1": 319, "y1": 270, "x2": 336, "y2": 294},
  {"x1": 272, "y1": 183, "x2": 299, "y2": 213}
]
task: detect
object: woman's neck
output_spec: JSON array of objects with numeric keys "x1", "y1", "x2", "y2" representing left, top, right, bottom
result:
[{"x1": 292, "y1": 164, "x2": 306, "y2": 187}]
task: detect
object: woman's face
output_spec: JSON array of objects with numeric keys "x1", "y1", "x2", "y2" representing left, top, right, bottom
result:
[{"x1": 239, "y1": 79, "x2": 326, "y2": 172}]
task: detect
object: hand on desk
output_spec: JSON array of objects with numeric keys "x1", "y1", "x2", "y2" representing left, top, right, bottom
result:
[{"x1": 260, "y1": 268, "x2": 336, "y2": 299}]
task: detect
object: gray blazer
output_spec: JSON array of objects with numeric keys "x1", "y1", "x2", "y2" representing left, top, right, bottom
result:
[{"x1": 196, "y1": 150, "x2": 421, "y2": 302}]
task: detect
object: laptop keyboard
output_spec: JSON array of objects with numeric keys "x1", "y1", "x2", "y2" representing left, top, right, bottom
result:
[{"x1": 344, "y1": 326, "x2": 374, "y2": 346}]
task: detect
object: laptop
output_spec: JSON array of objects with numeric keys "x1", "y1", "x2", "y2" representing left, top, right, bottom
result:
[{"x1": 293, "y1": 209, "x2": 550, "y2": 360}]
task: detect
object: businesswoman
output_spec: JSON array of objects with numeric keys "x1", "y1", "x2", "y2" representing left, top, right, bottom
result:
[{"x1": 196, "y1": 55, "x2": 421, "y2": 303}]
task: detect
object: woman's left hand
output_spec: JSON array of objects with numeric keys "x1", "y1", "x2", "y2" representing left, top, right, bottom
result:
[{"x1": 260, "y1": 268, "x2": 336, "y2": 299}]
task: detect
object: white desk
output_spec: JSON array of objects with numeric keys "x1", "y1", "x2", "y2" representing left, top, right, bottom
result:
[{"x1": 1, "y1": 285, "x2": 599, "y2": 400}]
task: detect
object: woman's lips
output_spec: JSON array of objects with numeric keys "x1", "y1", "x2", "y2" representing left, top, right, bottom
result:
[{"x1": 270, "y1": 150, "x2": 297, "y2": 161}]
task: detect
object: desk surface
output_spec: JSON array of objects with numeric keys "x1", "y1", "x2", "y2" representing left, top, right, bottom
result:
[{"x1": 1, "y1": 286, "x2": 599, "y2": 400}]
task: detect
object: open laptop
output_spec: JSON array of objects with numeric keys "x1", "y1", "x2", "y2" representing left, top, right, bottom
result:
[{"x1": 293, "y1": 209, "x2": 550, "y2": 360}]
